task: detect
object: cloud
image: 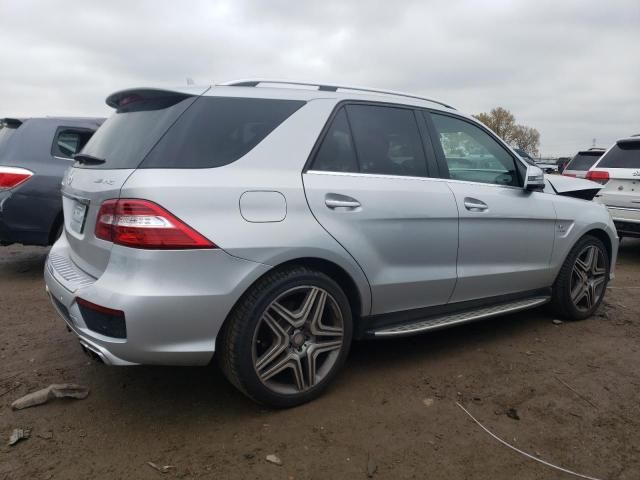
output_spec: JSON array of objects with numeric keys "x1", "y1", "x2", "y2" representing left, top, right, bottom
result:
[{"x1": 0, "y1": 0, "x2": 638, "y2": 155}]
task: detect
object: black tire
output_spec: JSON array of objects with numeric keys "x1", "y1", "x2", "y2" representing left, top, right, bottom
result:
[
  {"x1": 50, "y1": 217, "x2": 63, "y2": 245},
  {"x1": 550, "y1": 235, "x2": 610, "y2": 320},
  {"x1": 218, "y1": 266, "x2": 353, "y2": 408}
]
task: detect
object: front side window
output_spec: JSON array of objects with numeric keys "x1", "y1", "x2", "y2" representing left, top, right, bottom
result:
[
  {"x1": 52, "y1": 129, "x2": 95, "y2": 158},
  {"x1": 430, "y1": 113, "x2": 520, "y2": 187}
]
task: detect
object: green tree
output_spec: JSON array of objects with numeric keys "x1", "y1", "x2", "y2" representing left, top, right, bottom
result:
[{"x1": 473, "y1": 107, "x2": 540, "y2": 156}]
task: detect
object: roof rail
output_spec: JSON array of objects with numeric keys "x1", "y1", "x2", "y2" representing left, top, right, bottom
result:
[{"x1": 217, "y1": 79, "x2": 455, "y2": 110}]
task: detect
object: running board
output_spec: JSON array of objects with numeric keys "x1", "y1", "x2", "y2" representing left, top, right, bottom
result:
[{"x1": 372, "y1": 296, "x2": 550, "y2": 337}]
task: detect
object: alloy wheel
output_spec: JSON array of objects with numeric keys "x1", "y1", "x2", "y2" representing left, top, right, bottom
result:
[
  {"x1": 570, "y1": 245, "x2": 607, "y2": 312},
  {"x1": 252, "y1": 286, "x2": 344, "y2": 395}
]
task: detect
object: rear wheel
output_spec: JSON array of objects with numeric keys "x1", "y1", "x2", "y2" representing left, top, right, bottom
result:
[
  {"x1": 551, "y1": 235, "x2": 609, "y2": 320},
  {"x1": 218, "y1": 266, "x2": 353, "y2": 408}
]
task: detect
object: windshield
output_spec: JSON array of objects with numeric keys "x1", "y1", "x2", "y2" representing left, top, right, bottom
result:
[{"x1": 565, "y1": 152, "x2": 603, "y2": 171}]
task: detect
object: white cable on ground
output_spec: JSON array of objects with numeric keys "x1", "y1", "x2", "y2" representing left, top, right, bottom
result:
[{"x1": 456, "y1": 402, "x2": 605, "y2": 480}]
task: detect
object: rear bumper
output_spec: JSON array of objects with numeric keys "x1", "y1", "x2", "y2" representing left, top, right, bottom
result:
[
  {"x1": 44, "y1": 234, "x2": 271, "y2": 366},
  {"x1": 606, "y1": 205, "x2": 640, "y2": 238}
]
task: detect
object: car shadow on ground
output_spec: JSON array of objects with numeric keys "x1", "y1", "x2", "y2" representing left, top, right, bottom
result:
[
  {"x1": 2, "y1": 241, "x2": 628, "y2": 418},
  {"x1": 75, "y1": 306, "x2": 553, "y2": 423}
]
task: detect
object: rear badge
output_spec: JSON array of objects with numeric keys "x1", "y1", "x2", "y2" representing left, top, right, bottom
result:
[{"x1": 93, "y1": 178, "x2": 115, "y2": 185}]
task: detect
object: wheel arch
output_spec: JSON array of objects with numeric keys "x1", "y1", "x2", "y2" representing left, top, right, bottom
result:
[
  {"x1": 583, "y1": 228, "x2": 613, "y2": 263},
  {"x1": 215, "y1": 256, "x2": 369, "y2": 351},
  {"x1": 48, "y1": 210, "x2": 64, "y2": 245}
]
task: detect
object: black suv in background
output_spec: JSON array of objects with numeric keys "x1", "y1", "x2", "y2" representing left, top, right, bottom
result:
[{"x1": 0, "y1": 117, "x2": 104, "y2": 246}]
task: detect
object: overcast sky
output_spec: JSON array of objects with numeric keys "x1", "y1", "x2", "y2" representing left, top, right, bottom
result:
[{"x1": 1, "y1": 0, "x2": 638, "y2": 156}]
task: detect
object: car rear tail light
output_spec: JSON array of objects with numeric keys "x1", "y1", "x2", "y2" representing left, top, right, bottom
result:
[
  {"x1": 585, "y1": 170, "x2": 610, "y2": 184},
  {"x1": 0, "y1": 166, "x2": 33, "y2": 190},
  {"x1": 95, "y1": 199, "x2": 215, "y2": 249}
]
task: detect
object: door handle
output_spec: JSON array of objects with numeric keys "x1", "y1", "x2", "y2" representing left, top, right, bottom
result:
[
  {"x1": 464, "y1": 197, "x2": 488, "y2": 212},
  {"x1": 325, "y1": 194, "x2": 361, "y2": 210}
]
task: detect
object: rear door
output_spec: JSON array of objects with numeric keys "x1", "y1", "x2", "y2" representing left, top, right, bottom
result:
[
  {"x1": 60, "y1": 88, "x2": 207, "y2": 277},
  {"x1": 425, "y1": 111, "x2": 557, "y2": 303},
  {"x1": 303, "y1": 104, "x2": 459, "y2": 315}
]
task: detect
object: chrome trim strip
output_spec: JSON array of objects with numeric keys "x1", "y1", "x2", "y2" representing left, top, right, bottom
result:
[
  {"x1": 305, "y1": 170, "x2": 525, "y2": 191},
  {"x1": 607, "y1": 206, "x2": 640, "y2": 213},
  {"x1": 374, "y1": 297, "x2": 550, "y2": 337},
  {"x1": 61, "y1": 191, "x2": 91, "y2": 204}
]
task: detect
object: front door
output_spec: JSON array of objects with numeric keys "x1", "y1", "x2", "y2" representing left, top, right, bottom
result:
[{"x1": 427, "y1": 111, "x2": 557, "y2": 303}]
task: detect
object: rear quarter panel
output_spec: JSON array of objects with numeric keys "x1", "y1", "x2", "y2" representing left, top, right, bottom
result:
[{"x1": 119, "y1": 98, "x2": 373, "y2": 315}]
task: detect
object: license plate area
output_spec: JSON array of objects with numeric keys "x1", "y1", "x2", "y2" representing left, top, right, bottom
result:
[{"x1": 69, "y1": 201, "x2": 88, "y2": 234}]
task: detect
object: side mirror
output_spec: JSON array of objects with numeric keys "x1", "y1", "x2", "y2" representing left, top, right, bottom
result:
[{"x1": 524, "y1": 164, "x2": 545, "y2": 191}]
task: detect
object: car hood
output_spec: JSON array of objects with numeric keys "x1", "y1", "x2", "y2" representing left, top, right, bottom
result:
[{"x1": 545, "y1": 175, "x2": 603, "y2": 200}]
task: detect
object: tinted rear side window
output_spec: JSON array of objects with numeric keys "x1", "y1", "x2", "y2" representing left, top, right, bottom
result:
[
  {"x1": 80, "y1": 95, "x2": 197, "y2": 169},
  {"x1": 597, "y1": 142, "x2": 640, "y2": 168},
  {"x1": 311, "y1": 108, "x2": 359, "y2": 173},
  {"x1": 141, "y1": 97, "x2": 305, "y2": 169},
  {"x1": 346, "y1": 105, "x2": 427, "y2": 177},
  {"x1": 566, "y1": 152, "x2": 603, "y2": 171},
  {"x1": 52, "y1": 128, "x2": 96, "y2": 158}
]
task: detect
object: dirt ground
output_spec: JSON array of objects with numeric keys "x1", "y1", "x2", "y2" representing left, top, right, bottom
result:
[{"x1": 1, "y1": 241, "x2": 639, "y2": 480}]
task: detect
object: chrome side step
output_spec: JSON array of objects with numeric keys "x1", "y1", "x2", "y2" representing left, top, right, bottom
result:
[{"x1": 373, "y1": 296, "x2": 550, "y2": 337}]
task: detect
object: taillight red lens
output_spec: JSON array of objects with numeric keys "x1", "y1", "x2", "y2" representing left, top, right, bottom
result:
[
  {"x1": 0, "y1": 166, "x2": 33, "y2": 190},
  {"x1": 585, "y1": 170, "x2": 610, "y2": 184},
  {"x1": 94, "y1": 199, "x2": 215, "y2": 249},
  {"x1": 95, "y1": 199, "x2": 117, "y2": 242}
]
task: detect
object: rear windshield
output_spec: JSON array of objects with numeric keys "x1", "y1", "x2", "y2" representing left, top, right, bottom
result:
[
  {"x1": 565, "y1": 152, "x2": 603, "y2": 171},
  {"x1": 597, "y1": 142, "x2": 640, "y2": 169},
  {"x1": 78, "y1": 95, "x2": 197, "y2": 169},
  {"x1": 79, "y1": 95, "x2": 304, "y2": 169}
]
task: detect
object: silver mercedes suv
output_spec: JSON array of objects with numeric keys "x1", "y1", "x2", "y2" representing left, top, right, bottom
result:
[{"x1": 44, "y1": 80, "x2": 618, "y2": 407}]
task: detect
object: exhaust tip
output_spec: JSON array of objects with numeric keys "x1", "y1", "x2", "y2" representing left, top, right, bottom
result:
[{"x1": 79, "y1": 342, "x2": 106, "y2": 364}]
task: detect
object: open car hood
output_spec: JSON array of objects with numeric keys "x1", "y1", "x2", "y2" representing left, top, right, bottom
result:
[{"x1": 545, "y1": 175, "x2": 603, "y2": 201}]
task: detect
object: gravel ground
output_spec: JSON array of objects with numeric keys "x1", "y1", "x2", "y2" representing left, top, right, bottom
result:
[{"x1": 1, "y1": 240, "x2": 639, "y2": 479}]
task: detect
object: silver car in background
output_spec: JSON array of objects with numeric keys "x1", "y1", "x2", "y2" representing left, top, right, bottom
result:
[{"x1": 44, "y1": 80, "x2": 618, "y2": 407}]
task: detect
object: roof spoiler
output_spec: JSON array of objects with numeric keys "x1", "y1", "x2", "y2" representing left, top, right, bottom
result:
[
  {"x1": 0, "y1": 118, "x2": 23, "y2": 128},
  {"x1": 105, "y1": 87, "x2": 210, "y2": 109},
  {"x1": 617, "y1": 138, "x2": 640, "y2": 149}
]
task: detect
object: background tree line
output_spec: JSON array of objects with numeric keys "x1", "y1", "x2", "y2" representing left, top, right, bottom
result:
[{"x1": 473, "y1": 107, "x2": 540, "y2": 156}]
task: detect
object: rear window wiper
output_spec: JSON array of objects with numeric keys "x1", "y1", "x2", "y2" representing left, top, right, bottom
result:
[{"x1": 73, "y1": 153, "x2": 106, "y2": 165}]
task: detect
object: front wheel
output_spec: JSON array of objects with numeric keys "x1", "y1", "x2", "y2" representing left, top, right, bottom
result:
[
  {"x1": 551, "y1": 235, "x2": 610, "y2": 320},
  {"x1": 218, "y1": 266, "x2": 353, "y2": 408}
]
